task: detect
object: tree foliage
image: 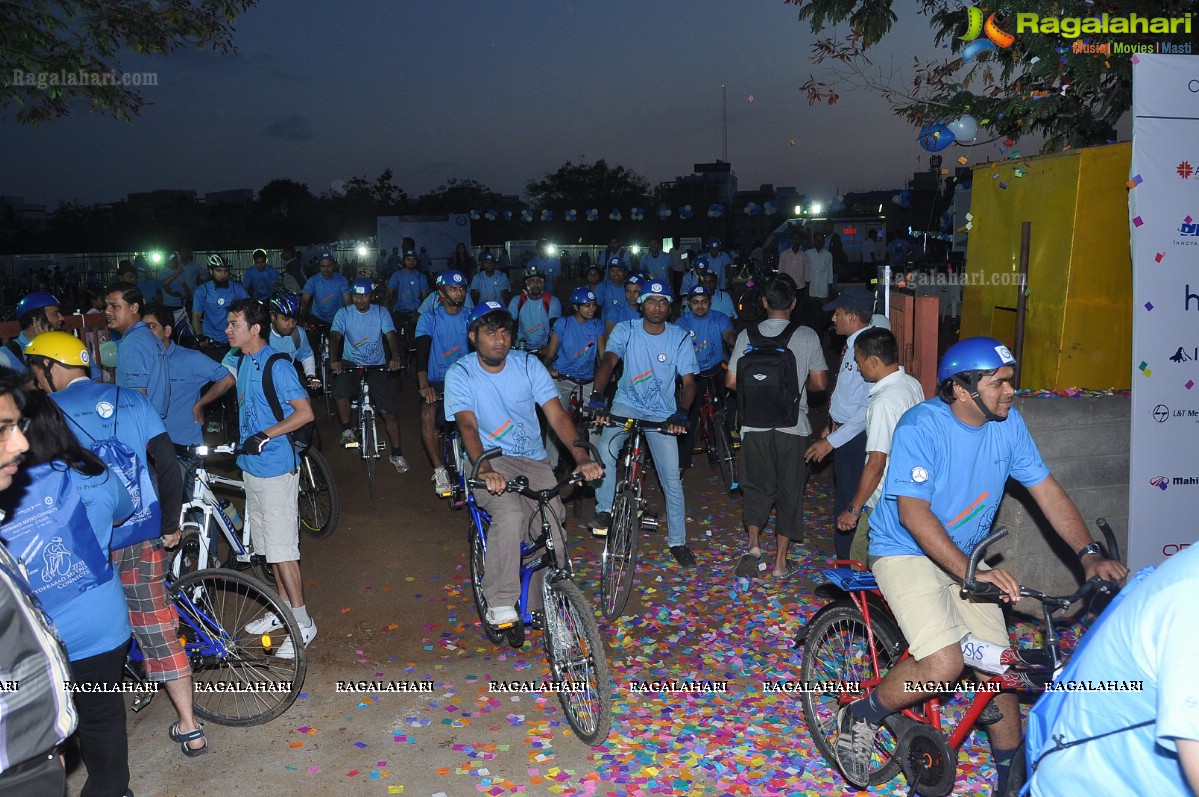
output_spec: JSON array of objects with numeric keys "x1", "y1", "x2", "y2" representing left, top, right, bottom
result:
[
  {"x1": 2, "y1": 0, "x2": 256, "y2": 124},
  {"x1": 415, "y1": 178, "x2": 502, "y2": 214},
  {"x1": 786, "y1": 0, "x2": 1199, "y2": 150},
  {"x1": 526, "y1": 159, "x2": 651, "y2": 209}
]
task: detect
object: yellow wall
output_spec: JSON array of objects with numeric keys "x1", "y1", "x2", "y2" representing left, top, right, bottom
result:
[{"x1": 961, "y1": 142, "x2": 1132, "y2": 389}]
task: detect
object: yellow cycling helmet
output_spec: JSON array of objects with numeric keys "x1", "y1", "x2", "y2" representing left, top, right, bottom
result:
[{"x1": 24, "y1": 330, "x2": 91, "y2": 367}]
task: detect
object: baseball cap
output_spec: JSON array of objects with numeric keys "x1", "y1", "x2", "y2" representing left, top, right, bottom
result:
[
  {"x1": 468, "y1": 300, "x2": 510, "y2": 324},
  {"x1": 823, "y1": 287, "x2": 875, "y2": 313},
  {"x1": 480, "y1": 251, "x2": 496, "y2": 262},
  {"x1": 638, "y1": 280, "x2": 672, "y2": 303},
  {"x1": 686, "y1": 285, "x2": 711, "y2": 298},
  {"x1": 607, "y1": 256, "x2": 628, "y2": 270}
]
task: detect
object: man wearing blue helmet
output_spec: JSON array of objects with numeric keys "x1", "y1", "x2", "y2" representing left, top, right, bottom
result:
[
  {"x1": 589, "y1": 279, "x2": 699, "y2": 567},
  {"x1": 834, "y1": 336, "x2": 1128, "y2": 792},
  {"x1": 444, "y1": 301, "x2": 603, "y2": 628},
  {"x1": 417, "y1": 270, "x2": 472, "y2": 495},
  {"x1": 1, "y1": 291, "x2": 65, "y2": 373},
  {"x1": 544, "y1": 287, "x2": 606, "y2": 468},
  {"x1": 603, "y1": 273, "x2": 645, "y2": 333},
  {"x1": 507, "y1": 267, "x2": 561, "y2": 355},
  {"x1": 675, "y1": 284, "x2": 736, "y2": 472},
  {"x1": 267, "y1": 292, "x2": 321, "y2": 388},
  {"x1": 331, "y1": 277, "x2": 407, "y2": 473},
  {"x1": 703, "y1": 238, "x2": 732, "y2": 290},
  {"x1": 594, "y1": 256, "x2": 629, "y2": 319},
  {"x1": 469, "y1": 251, "x2": 511, "y2": 306}
]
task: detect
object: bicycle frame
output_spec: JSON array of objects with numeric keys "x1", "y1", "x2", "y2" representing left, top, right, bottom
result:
[{"x1": 175, "y1": 447, "x2": 254, "y2": 578}]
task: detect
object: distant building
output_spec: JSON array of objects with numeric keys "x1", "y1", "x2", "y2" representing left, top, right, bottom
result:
[
  {"x1": 0, "y1": 195, "x2": 48, "y2": 235},
  {"x1": 657, "y1": 160, "x2": 738, "y2": 211}
]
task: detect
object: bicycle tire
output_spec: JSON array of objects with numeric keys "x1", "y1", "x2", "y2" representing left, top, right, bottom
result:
[
  {"x1": 362, "y1": 410, "x2": 377, "y2": 499},
  {"x1": 298, "y1": 448, "x2": 339, "y2": 539},
  {"x1": 713, "y1": 412, "x2": 737, "y2": 492},
  {"x1": 250, "y1": 555, "x2": 277, "y2": 588},
  {"x1": 799, "y1": 600, "x2": 904, "y2": 786},
  {"x1": 468, "y1": 523, "x2": 505, "y2": 644},
  {"x1": 170, "y1": 510, "x2": 218, "y2": 579},
  {"x1": 600, "y1": 486, "x2": 639, "y2": 619},
  {"x1": 171, "y1": 568, "x2": 306, "y2": 726},
  {"x1": 541, "y1": 577, "x2": 611, "y2": 746}
]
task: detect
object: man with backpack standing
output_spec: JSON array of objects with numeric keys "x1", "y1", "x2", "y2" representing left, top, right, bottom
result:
[
  {"x1": 804, "y1": 288, "x2": 875, "y2": 561},
  {"x1": 726, "y1": 278, "x2": 827, "y2": 578},
  {"x1": 508, "y1": 266, "x2": 562, "y2": 356}
]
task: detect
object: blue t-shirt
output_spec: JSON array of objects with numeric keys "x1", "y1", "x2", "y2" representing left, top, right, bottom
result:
[
  {"x1": 415, "y1": 306, "x2": 470, "y2": 383},
  {"x1": 639, "y1": 252, "x2": 673, "y2": 282},
  {"x1": 682, "y1": 290, "x2": 738, "y2": 320},
  {"x1": 115, "y1": 321, "x2": 170, "y2": 420},
  {"x1": 469, "y1": 270, "x2": 510, "y2": 304},
  {"x1": 676, "y1": 310, "x2": 733, "y2": 372},
  {"x1": 603, "y1": 301, "x2": 640, "y2": 328},
  {"x1": 387, "y1": 269, "x2": 429, "y2": 313},
  {"x1": 0, "y1": 331, "x2": 32, "y2": 373},
  {"x1": 302, "y1": 273, "x2": 350, "y2": 324},
  {"x1": 705, "y1": 251, "x2": 733, "y2": 289},
  {"x1": 1027, "y1": 547, "x2": 1199, "y2": 797},
  {"x1": 418, "y1": 292, "x2": 474, "y2": 315},
  {"x1": 242, "y1": 265, "x2": 279, "y2": 300},
  {"x1": 52, "y1": 380, "x2": 168, "y2": 468},
  {"x1": 550, "y1": 316, "x2": 605, "y2": 381},
  {"x1": 192, "y1": 280, "x2": 250, "y2": 342},
  {"x1": 507, "y1": 293, "x2": 562, "y2": 351},
  {"x1": 869, "y1": 400, "x2": 1050, "y2": 558},
  {"x1": 269, "y1": 327, "x2": 314, "y2": 367},
  {"x1": 137, "y1": 276, "x2": 163, "y2": 303},
  {"x1": 526, "y1": 255, "x2": 561, "y2": 293},
  {"x1": 607, "y1": 320, "x2": 699, "y2": 420},
  {"x1": 163, "y1": 343, "x2": 231, "y2": 445},
  {"x1": 332, "y1": 304, "x2": 395, "y2": 367},
  {"x1": 594, "y1": 280, "x2": 626, "y2": 318},
  {"x1": 233, "y1": 346, "x2": 307, "y2": 478},
  {"x1": 444, "y1": 350, "x2": 559, "y2": 460}
]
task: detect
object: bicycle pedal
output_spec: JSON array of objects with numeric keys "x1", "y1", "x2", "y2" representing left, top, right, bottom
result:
[
  {"x1": 492, "y1": 620, "x2": 516, "y2": 630},
  {"x1": 343, "y1": 442, "x2": 360, "y2": 449},
  {"x1": 639, "y1": 511, "x2": 659, "y2": 530}
]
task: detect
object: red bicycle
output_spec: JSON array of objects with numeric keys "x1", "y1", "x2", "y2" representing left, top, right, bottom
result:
[{"x1": 796, "y1": 520, "x2": 1120, "y2": 796}]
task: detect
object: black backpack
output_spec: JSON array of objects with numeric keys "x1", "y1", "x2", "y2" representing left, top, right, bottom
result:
[
  {"x1": 235, "y1": 352, "x2": 315, "y2": 451},
  {"x1": 736, "y1": 322, "x2": 802, "y2": 428}
]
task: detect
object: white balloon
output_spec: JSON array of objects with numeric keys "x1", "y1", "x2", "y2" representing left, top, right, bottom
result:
[{"x1": 948, "y1": 115, "x2": 978, "y2": 142}]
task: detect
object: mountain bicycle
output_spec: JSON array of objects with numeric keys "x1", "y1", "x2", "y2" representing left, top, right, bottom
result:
[
  {"x1": 170, "y1": 443, "x2": 340, "y2": 586},
  {"x1": 795, "y1": 520, "x2": 1121, "y2": 796},
  {"x1": 341, "y1": 364, "x2": 391, "y2": 499},
  {"x1": 694, "y1": 372, "x2": 737, "y2": 493},
  {"x1": 126, "y1": 567, "x2": 306, "y2": 725},
  {"x1": 594, "y1": 414, "x2": 665, "y2": 620},
  {"x1": 392, "y1": 314, "x2": 419, "y2": 391},
  {"x1": 465, "y1": 445, "x2": 612, "y2": 746}
]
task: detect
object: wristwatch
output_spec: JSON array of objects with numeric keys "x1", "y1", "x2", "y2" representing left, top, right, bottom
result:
[
  {"x1": 1076, "y1": 542, "x2": 1103, "y2": 560},
  {"x1": 846, "y1": 504, "x2": 861, "y2": 516}
]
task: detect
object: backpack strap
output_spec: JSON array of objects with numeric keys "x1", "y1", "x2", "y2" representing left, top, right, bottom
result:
[{"x1": 746, "y1": 320, "x2": 800, "y2": 351}]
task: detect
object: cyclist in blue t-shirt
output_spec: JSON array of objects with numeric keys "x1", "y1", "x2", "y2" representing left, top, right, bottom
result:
[
  {"x1": 675, "y1": 285, "x2": 736, "y2": 471},
  {"x1": 444, "y1": 302, "x2": 602, "y2": 627},
  {"x1": 191, "y1": 254, "x2": 249, "y2": 358},
  {"x1": 507, "y1": 267, "x2": 562, "y2": 355},
  {"x1": 603, "y1": 273, "x2": 645, "y2": 334},
  {"x1": 242, "y1": 249, "x2": 279, "y2": 300},
  {"x1": 330, "y1": 277, "x2": 408, "y2": 473},
  {"x1": 544, "y1": 288, "x2": 605, "y2": 468},
  {"x1": 300, "y1": 254, "x2": 351, "y2": 326},
  {"x1": 385, "y1": 248, "x2": 430, "y2": 320},
  {"x1": 107, "y1": 282, "x2": 170, "y2": 421},
  {"x1": 141, "y1": 305, "x2": 234, "y2": 447},
  {"x1": 588, "y1": 280, "x2": 699, "y2": 567},
  {"x1": 469, "y1": 251, "x2": 511, "y2": 306},
  {"x1": 416, "y1": 270, "x2": 471, "y2": 495},
  {"x1": 833, "y1": 337, "x2": 1129, "y2": 792},
  {"x1": 594, "y1": 257, "x2": 629, "y2": 320},
  {"x1": 265, "y1": 292, "x2": 321, "y2": 387}
]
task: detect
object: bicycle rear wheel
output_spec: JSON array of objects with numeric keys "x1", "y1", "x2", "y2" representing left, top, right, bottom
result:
[
  {"x1": 542, "y1": 577, "x2": 611, "y2": 746},
  {"x1": 298, "y1": 448, "x2": 339, "y2": 539},
  {"x1": 171, "y1": 568, "x2": 306, "y2": 726},
  {"x1": 599, "y1": 486, "x2": 639, "y2": 619},
  {"x1": 468, "y1": 522, "x2": 505, "y2": 644},
  {"x1": 713, "y1": 412, "x2": 738, "y2": 492},
  {"x1": 799, "y1": 601, "x2": 905, "y2": 786}
]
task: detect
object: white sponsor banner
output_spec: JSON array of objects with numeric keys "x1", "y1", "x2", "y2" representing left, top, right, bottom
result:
[{"x1": 1129, "y1": 54, "x2": 1199, "y2": 570}]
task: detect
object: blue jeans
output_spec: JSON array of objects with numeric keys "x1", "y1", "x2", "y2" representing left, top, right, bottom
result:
[{"x1": 595, "y1": 404, "x2": 688, "y2": 547}]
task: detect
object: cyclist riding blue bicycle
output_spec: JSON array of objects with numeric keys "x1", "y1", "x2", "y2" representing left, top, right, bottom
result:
[
  {"x1": 444, "y1": 301, "x2": 603, "y2": 627},
  {"x1": 543, "y1": 287, "x2": 606, "y2": 469},
  {"x1": 508, "y1": 266, "x2": 561, "y2": 357},
  {"x1": 834, "y1": 336, "x2": 1129, "y2": 793},
  {"x1": 417, "y1": 270, "x2": 472, "y2": 495}
]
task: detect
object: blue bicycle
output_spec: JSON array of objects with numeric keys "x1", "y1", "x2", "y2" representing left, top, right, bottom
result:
[
  {"x1": 465, "y1": 445, "x2": 612, "y2": 745},
  {"x1": 125, "y1": 568, "x2": 307, "y2": 726}
]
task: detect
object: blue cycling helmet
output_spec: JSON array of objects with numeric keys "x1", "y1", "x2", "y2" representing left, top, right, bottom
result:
[
  {"x1": 606, "y1": 256, "x2": 628, "y2": 271},
  {"x1": 268, "y1": 291, "x2": 301, "y2": 318},
  {"x1": 693, "y1": 254, "x2": 711, "y2": 269},
  {"x1": 706, "y1": 237, "x2": 722, "y2": 249},
  {"x1": 437, "y1": 270, "x2": 467, "y2": 287},
  {"x1": 480, "y1": 251, "x2": 496, "y2": 263},
  {"x1": 16, "y1": 291, "x2": 60, "y2": 319},
  {"x1": 686, "y1": 285, "x2": 712, "y2": 298},
  {"x1": 937, "y1": 337, "x2": 1017, "y2": 382},
  {"x1": 624, "y1": 273, "x2": 646, "y2": 287},
  {"x1": 351, "y1": 276, "x2": 375, "y2": 295},
  {"x1": 638, "y1": 280, "x2": 672, "y2": 304},
  {"x1": 468, "y1": 300, "x2": 511, "y2": 324},
  {"x1": 569, "y1": 287, "x2": 597, "y2": 305}
]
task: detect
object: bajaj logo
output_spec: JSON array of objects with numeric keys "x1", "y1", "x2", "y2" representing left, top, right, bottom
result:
[{"x1": 960, "y1": 7, "x2": 1015, "y2": 60}]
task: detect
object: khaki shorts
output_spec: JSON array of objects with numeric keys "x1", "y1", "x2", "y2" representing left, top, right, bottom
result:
[
  {"x1": 244, "y1": 470, "x2": 300, "y2": 563},
  {"x1": 872, "y1": 555, "x2": 1008, "y2": 661}
]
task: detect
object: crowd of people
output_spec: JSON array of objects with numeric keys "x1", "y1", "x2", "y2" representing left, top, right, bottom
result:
[{"x1": 1, "y1": 232, "x2": 1188, "y2": 797}]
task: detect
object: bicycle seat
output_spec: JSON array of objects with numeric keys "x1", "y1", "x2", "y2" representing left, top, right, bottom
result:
[{"x1": 821, "y1": 568, "x2": 878, "y2": 592}]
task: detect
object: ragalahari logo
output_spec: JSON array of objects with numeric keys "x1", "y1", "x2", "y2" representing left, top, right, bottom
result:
[{"x1": 960, "y1": 7, "x2": 1015, "y2": 61}]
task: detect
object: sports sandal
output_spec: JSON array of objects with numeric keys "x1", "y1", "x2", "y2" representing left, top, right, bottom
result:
[{"x1": 169, "y1": 722, "x2": 208, "y2": 757}]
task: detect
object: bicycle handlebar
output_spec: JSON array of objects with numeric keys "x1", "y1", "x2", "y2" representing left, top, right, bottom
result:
[
  {"x1": 591, "y1": 414, "x2": 678, "y2": 434},
  {"x1": 466, "y1": 441, "x2": 602, "y2": 501},
  {"x1": 962, "y1": 519, "x2": 1122, "y2": 605}
]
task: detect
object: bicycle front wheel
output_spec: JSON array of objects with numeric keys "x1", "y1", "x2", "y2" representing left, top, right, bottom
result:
[
  {"x1": 799, "y1": 601, "x2": 904, "y2": 786},
  {"x1": 171, "y1": 568, "x2": 307, "y2": 726},
  {"x1": 362, "y1": 411, "x2": 378, "y2": 499},
  {"x1": 468, "y1": 522, "x2": 505, "y2": 644},
  {"x1": 298, "y1": 448, "x2": 339, "y2": 539},
  {"x1": 713, "y1": 412, "x2": 738, "y2": 492},
  {"x1": 542, "y1": 577, "x2": 611, "y2": 746},
  {"x1": 599, "y1": 486, "x2": 638, "y2": 619}
]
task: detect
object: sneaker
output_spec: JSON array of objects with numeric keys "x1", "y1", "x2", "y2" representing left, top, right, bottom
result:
[
  {"x1": 835, "y1": 703, "x2": 880, "y2": 787},
  {"x1": 244, "y1": 611, "x2": 283, "y2": 635},
  {"x1": 432, "y1": 467, "x2": 452, "y2": 496},
  {"x1": 485, "y1": 606, "x2": 518, "y2": 626},
  {"x1": 340, "y1": 428, "x2": 358, "y2": 447},
  {"x1": 589, "y1": 511, "x2": 612, "y2": 538},
  {"x1": 670, "y1": 545, "x2": 697, "y2": 567},
  {"x1": 275, "y1": 619, "x2": 317, "y2": 660},
  {"x1": 390, "y1": 455, "x2": 410, "y2": 474}
]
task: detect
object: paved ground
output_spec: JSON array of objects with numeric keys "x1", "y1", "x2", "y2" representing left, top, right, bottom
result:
[{"x1": 65, "y1": 382, "x2": 1003, "y2": 797}]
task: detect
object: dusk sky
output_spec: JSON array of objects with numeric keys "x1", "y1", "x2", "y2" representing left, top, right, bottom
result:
[{"x1": 5, "y1": 1, "x2": 1033, "y2": 209}]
